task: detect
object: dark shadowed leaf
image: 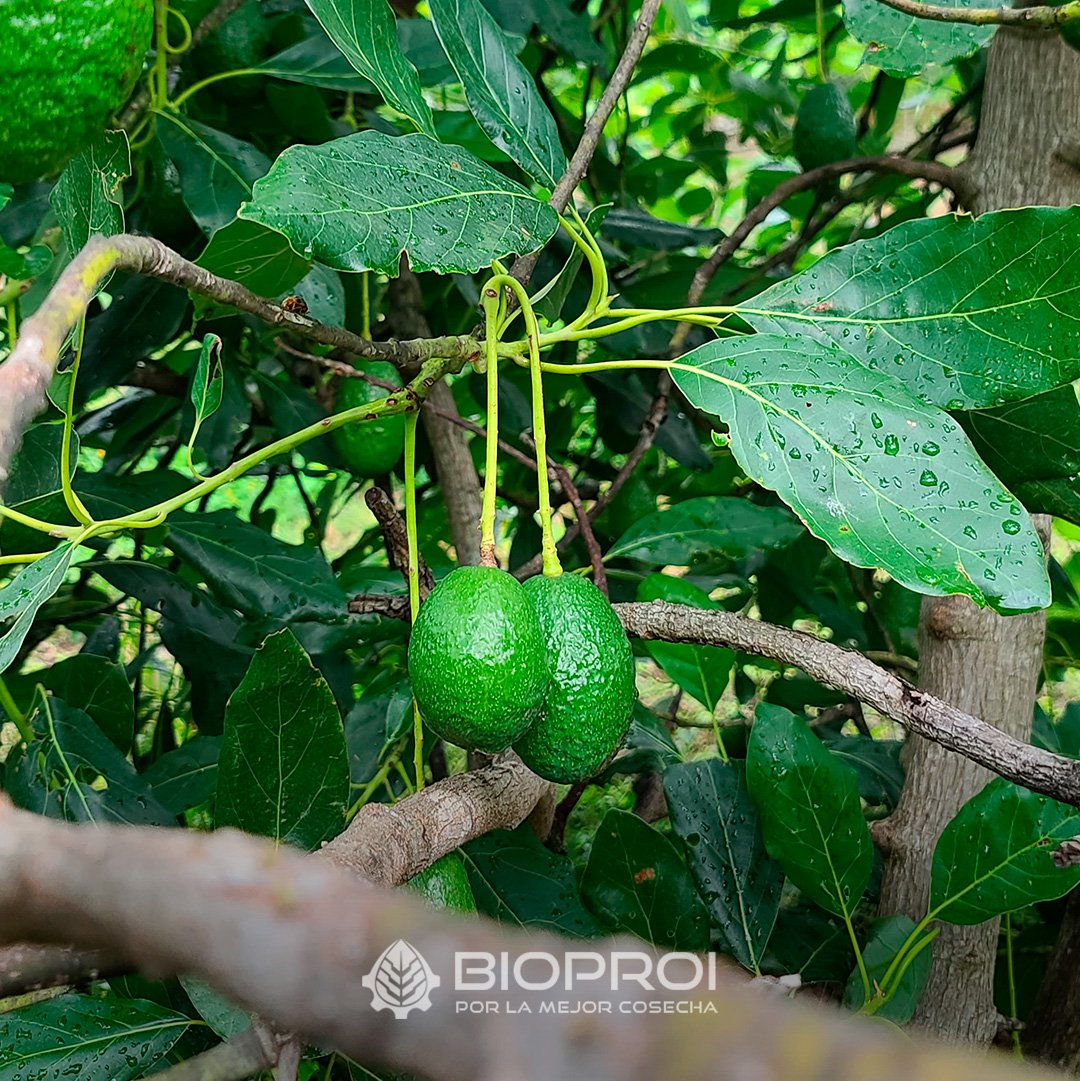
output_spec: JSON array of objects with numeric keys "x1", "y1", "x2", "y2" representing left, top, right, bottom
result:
[
  {"x1": 142, "y1": 737, "x2": 222, "y2": 815},
  {"x1": 216, "y1": 629, "x2": 349, "y2": 848},
  {"x1": 582, "y1": 809, "x2": 710, "y2": 950},
  {"x1": 665, "y1": 758, "x2": 783, "y2": 971}
]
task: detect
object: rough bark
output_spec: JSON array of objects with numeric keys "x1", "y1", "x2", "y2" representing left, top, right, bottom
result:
[{"x1": 877, "y1": 29, "x2": 1080, "y2": 1043}]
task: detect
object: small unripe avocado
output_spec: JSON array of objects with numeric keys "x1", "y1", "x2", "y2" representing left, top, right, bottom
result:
[
  {"x1": 407, "y1": 853, "x2": 476, "y2": 913},
  {"x1": 332, "y1": 362, "x2": 405, "y2": 476},
  {"x1": 408, "y1": 566, "x2": 547, "y2": 753},
  {"x1": 194, "y1": 1, "x2": 271, "y2": 100},
  {"x1": 794, "y1": 83, "x2": 857, "y2": 172},
  {"x1": 513, "y1": 573, "x2": 636, "y2": 783},
  {"x1": 0, "y1": 0, "x2": 153, "y2": 182}
]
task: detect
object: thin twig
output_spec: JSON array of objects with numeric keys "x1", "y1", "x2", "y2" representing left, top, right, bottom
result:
[
  {"x1": 871, "y1": 0, "x2": 1080, "y2": 27},
  {"x1": 364, "y1": 486, "x2": 435, "y2": 600},
  {"x1": 553, "y1": 461, "x2": 607, "y2": 595}
]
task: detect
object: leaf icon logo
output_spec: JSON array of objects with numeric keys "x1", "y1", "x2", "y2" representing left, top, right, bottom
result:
[{"x1": 362, "y1": 939, "x2": 441, "y2": 1019}]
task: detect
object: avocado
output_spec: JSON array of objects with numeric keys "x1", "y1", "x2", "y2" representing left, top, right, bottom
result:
[
  {"x1": 408, "y1": 566, "x2": 547, "y2": 753},
  {"x1": 0, "y1": 0, "x2": 153, "y2": 183},
  {"x1": 332, "y1": 362, "x2": 406, "y2": 476},
  {"x1": 1063, "y1": 20, "x2": 1080, "y2": 51},
  {"x1": 514, "y1": 573, "x2": 636, "y2": 783},
  {"x1": 407, "y1": 853, "x2": 476, "y2": 913},
  {"x1": 194, "y1": 0, "x2": 271, "y2": 99},
  {"x1": 793, "y1": 83, "x2": 857, "y2": 173}
]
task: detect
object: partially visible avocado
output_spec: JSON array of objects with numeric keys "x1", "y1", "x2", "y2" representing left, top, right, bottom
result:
[
  {"x1": 793, "y1": 83, "x2": 857, "y2": 172},
  {"x1": 407, "y1": 853, "x2": 476, "y2": 913},
  {"x1": 1062, "y1": 19, "x2": 1080, "y2": 51},
  {"x1": 514, "y1": 573, "x2": 636, "y2": 783},
  {"x1": 332, "y1": 362, "x2": 405, "y2": 477},
  {"x1": 195, "y1": 0, "x2": 271, "y2": 99},
  {"x1": 408, "y1": 566, "x2": 547, "y2": 754}
]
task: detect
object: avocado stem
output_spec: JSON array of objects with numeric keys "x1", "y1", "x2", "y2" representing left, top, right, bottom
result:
[
  {"x1": 403, "y1": 409, "x2": 426, "y2": 791},
  {"x1": 479, "y1": 286, "x2": 502, "y2": 568}
]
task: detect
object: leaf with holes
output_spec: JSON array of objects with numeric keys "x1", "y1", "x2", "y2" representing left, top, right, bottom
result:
[
  {"x1": 428, "y1": 0, "x2": 566, "y2": 186},
  {"x1": 50, "y1": 130, "x2": 130, "y2": 254},
  {"x1": 239, "y1": 131, "x2": 558, "y2": 274},
  {"x1": 304, "y1": 0, "x2": 433, "y2": 134},
  {"x1": 929, "y1": 777, "x2": 1080, "y2": 924},
  {"x1": 746, "y1": 703, "x2": 872, "y2": 919},
  {"x1": 671, "y1": 335, "x2": 1049, "y2": 612},
  {"x1": 738, "y1": 207, "x2": 1080, "y2": 408}
]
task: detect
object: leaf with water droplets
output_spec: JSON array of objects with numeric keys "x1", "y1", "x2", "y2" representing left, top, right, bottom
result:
[
  {"x1": 665, "y1": 759, "x2": 783, "y2": 971},
  {"x1": 671, "y1": 335, "x2": 1050, "y2": 612},
  {"x1": 0, "y1": 993, "x2": 190, "y2": 1081},
  {"x1": 428, "y1": 0, "x2": 566, "y2": 186},
  {"x1": 929, "y1": 777, "x2": 1080, "y2": 924},
  {"x1": 739, "y1": 207, "x2": 1080, "y2": 408},
  {"x1": 239, "y1": 131, "x2": 559, "y2": 275},
  {"x1": 746, "y1": 703, "x2": 872, "y2": 920}
]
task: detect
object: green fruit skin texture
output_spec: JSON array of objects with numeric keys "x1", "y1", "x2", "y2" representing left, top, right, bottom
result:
[
  {"x1": 514, "y1": 574, "x2": 636, "y2": 784},
  {"x1": 0, "y1": 0, "x2": 153, "y2": 182},
  {"x1": 332, "y1": 362, "x2": 406, "y2": 476},
  {"x1": 793, "y1": 83, "x2": 857, "y2": 172},
  {"x1": 407, "y1": 853, "x2": 477, "y2": 913},
  {"x1": 408, "y1": 567, "x2": 547, "y2": 753}
]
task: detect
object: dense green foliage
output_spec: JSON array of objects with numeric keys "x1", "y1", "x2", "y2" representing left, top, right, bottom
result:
[{"x1": 1, "y1": 0, "x2": 1079, "y2": 1075}]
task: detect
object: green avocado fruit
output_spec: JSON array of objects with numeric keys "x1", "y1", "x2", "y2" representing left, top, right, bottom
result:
[
  {"x1": 333, "y1": 363, "x2": 406, "y2": 476},
  {"x1": 0, "y1": 0, "x2": 153, "y2": 183},
  {"x1": 1062, "y1": 20, "x2": 1080, "y2": 51},
  {"x1": 793, "y1": 83, "x2": 857, "y2": 173},
  {"x1": 407, "y1": 853, "x2": 476, "y2": 913},
  {"x1": 514, "y1": 573, "x2": 636, "y2": 783},
  {"x1": 408, "y1": 566, "x2": 547, "y2": 753},
  {"x1": 195, "y1": 1, "x2": 271, "y2": 100}
]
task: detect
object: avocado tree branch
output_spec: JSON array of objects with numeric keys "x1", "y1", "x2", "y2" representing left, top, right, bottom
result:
[
  {"x1": 0, "y1": 797, "x2": 1066, "y2": 1081},
  {"x1": 614, "y1": 601, "x2": 1080, "y2": 806},
  {"x1": 0, "y1": 233, "x2": 479, "y2": 492},
  {"x1": 871, "y1": 0, "x2": 1080, "y2": 27}
]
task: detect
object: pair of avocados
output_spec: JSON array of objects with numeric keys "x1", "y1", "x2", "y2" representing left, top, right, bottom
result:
[{"x1": 408, "y1": 566, "x2": 636, "y2": 783}]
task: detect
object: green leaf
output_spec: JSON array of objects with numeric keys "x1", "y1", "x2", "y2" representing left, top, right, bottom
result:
[
  {"x1": 1033, "y1": 703, "x2": 1080, "y2": 759},
  {"x1": 820, "y1": 733, "x2": 904, "y2": 808},
  {"x1": 195, "y1": 218, "x2": 311, "y2": 304},
  {"x1": 842, "y1": 915, "x2": 931, "y2": 1022},
  {"x1": 165, "y1": 509, "x2": 347, "y2": 620},
  {"x1": 179, "y1": 977, "x2": 252, "y2": 1039},
  {"x1": 156, "y1": 113, "x2": 270, "y2": 234},
  {"x1": 607, "y1": 495, "x2": 802, "y2": 564},
  {"x1": 664, "y1": 759, "x2": 783, "y2": 971},
  {"x1": 186, "y1": 334, "x2": 224, "y2": 472},
  {"x1": 960, "y1": 382, "x2": 1080, "y2": 521},
  {"x1": 672, "y1": 335, "x2": 1050, "y2": 613},
  {"x1": 462, "y1": 827, "x2": 605, "y2": 936},
  {"x1": 50, "y1": 130, "x2": 131, "y2": 254},
  {"x1": 929, "y1": 777, "x2": 1080, "y2": 924},
  {"x1": 304, "y1": 0, "x2": 434, "y2": 135},
  {"x1": 739, "y1": 207, "x2": 1080, "y2": 408},
  {"x1": 2, "y1": 422, "x2": 79, "y2": 506},
  {"x1": 216, "y1": 629, "x2": 349, "y2": 849},
  {"x1": 0, "y1": 993, "x2": 189, "y2": 1081},
  {"x1": 581, "y1": 809, "x2": 710, "y2": 951},
  {"x1": 636, "y1": 573, "x2": 734, "y2": 714},
  {"x1": 746, "y1": 703, "x2": 873, "y2": 918},
  {"x1": 0, "y1": 544, "x2": 77, "y2": 675},
  {"x1": 142, "y1": 737, "x2": 221, "y2": 815},
  {"x1": 5, "y1": 654, "x2": 134, "y2": 750},
  {"x1": 259, "y1": 33, "x2": 375, "y2": 92},
  {"x1": 843, "y1": 0, "x2": 993, "y2": 76},
  {"x1": 239, "y1": 131, "x2": 559, "y2": 274},
  {"x1": 428, "y1": 0, "x2": 566, "y2": 186},
  {"x1": 4, "y1": 700, "x2": 173, "y2": 825}
]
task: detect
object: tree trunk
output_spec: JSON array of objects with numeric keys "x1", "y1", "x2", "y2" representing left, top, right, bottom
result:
[{"x1": 875, "y1": 28, "x2": 1080, "y2": 1043}]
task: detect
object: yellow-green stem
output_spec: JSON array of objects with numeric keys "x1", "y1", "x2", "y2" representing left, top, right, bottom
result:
[
  {"x1": 403, "y1": 410, "x2": 425, "y2": 792},
  {"x1": 0, "y1": 676, "x2": 32, "y2": 743},
  {"x1": 169, "y1": 68, "x2": 264, "y2": 108},
  {"x1": 361, "y1": 272, "x2": 372, "y2": 340},
  {"x1": 61, "y1": 316, "x2": 93, "y2": 525},
  {"x1": 490, "y1": 275, "x2": 561, "y2": 577},
  {"x1": 151, "y1": 0, "x2": 170, "y2": 109},
  {"x1": 479, "y1": 286, "x2": 501, "y2": 566},
  {"x1": 1005, "y1": 913, "x2": 1023, "y2": 1057}
]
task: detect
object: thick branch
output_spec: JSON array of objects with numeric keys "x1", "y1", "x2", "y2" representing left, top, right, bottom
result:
[
  {"x1": 615, "y1": 601, "x2": 1080, "y2": 805},
  {"x1": 872, "y1": 0, "x2": 1080, "y2": 27},
  {"x1": 0, "y1": 799, "x2": 1063, "y2": 1081}
]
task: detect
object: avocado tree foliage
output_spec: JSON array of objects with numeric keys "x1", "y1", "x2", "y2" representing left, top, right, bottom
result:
[{"x1": 1, "y1": 0, "x2": 1080, "y2": 1076}]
